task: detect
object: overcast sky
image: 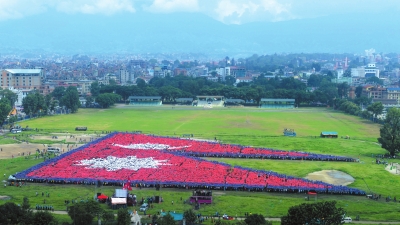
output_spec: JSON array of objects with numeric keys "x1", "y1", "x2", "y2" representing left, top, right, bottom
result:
[{"x1": 1, "y1": 0, "x2": 400, "y2": 24}]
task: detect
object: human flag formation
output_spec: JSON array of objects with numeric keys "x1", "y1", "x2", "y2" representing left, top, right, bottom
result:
[{"x1": 16, "y1": 133, "x2": 365, "y2": 195}]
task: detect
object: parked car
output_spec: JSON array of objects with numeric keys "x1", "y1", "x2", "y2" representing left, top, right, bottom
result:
[
  {"x1": 342, "y1": 217, "x2": 352, "y2": 223},
  {"x1": 222, "y1": 214, "x2": 233, "y2": 220},
  {"x1": 10, "y1": 129, "x2": 21, "y2": 134},
  {"x1": 139, "y1": 203, "x2": 148, "y2": 211}
]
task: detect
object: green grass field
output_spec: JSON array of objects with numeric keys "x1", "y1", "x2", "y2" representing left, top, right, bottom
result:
[
  {"x1": 2, "y1": 106, "x2": 400, "y2": 223},
  {"x1": 18, "y1": 107, "x2": 379, "y2": 139}
]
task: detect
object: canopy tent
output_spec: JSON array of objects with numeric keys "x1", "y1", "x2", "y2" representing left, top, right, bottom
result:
[
  {"x1": 308, "y1": 191, "x2": 318, "y2": 201},
  {"x1": 97, "y1": 194, "x2": 108, "y2": 200}
]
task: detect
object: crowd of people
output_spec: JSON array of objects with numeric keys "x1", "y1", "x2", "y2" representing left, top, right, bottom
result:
[{"x1": 15, "y1": 132, "x2": 365, "y2": 196}]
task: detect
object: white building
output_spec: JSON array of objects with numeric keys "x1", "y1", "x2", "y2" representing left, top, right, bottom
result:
[
  {"x1": 336, "y1": 69, "x2": 344, "y2": 79},
  {"x1": 350, "y1": 63, "x2": 379, "y2": 78},
  {"x1": 8, "y1": 87, "x2": 32, "y2": 106},
  {"x1": 364, "y1": 63, "x2": 380, "y2": 78},
  {"x1": 216, "y1": 67, "x2": 231, "y2": 81},
  {"x1": 351, "y1": 67, "x2": 365, "y2": 77},
  {"x1": 119, "y1": 69, "x2": 131, "y2": 84}
]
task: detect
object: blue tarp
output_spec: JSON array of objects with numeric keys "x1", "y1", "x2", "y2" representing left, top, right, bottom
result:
[
  {"x1": 161, "y1": 212, "x2": 183, "y2": 221},
  {"x1": 321, "y1": 131, "x2": 338, "y2": 135}
]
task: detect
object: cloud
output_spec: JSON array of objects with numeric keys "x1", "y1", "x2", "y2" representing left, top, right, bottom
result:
[
  {"x1": 0, "y1": 0, "x2": 135, "y2": 21},
  {"x1": 56, "y1": 0, "x2": 136, "y2": 15},
  {"x1": 212, "y1": 0, "x2": 291, "y2": 24},
  {"x1": 145, "y1": 0, "x2": 199, "y2": 13},
  {"x1": 1, "y1": 0, "x2": 399, "y2": 23},
  {"x1": 0, "y1": 0, "x2": 48, "y2": 21}
]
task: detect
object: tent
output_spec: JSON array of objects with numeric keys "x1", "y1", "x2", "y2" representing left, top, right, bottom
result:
[
  {"x1": 307, "y1": 191, "x2": 318, "y2": 201},
  {"x1": 97, "y1": 194, "x2": 108, "y2": 200}
]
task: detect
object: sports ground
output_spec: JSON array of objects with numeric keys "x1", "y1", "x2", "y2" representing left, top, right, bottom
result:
[{"x1": 1, "y1": 106, "x2": 400, "y2": 224}]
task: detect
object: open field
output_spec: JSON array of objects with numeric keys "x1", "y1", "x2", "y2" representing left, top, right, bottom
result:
[
  {"x1": 16, "y1": 106, "x2": 379, "y2": 140},
  {"x1": 1, "y1": 106, "x2": 400, "y2": 223}
]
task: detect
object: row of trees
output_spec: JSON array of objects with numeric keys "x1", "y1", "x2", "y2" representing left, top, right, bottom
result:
[
  {"x1": 90, "y1": 74, "x2": 360, "y2": 108},
  {"x1": 0, "y1": 197, "x2": 56, "y2": 225},
  {"x1": 51, "y1": 86, "x2": 80, "y2": 113},
  {"x1": 21, "y1": 86, "x2": 81, "y2": 117},
  {"x1": 0, "y1": 194, "x2": 351, "y2": 225}
]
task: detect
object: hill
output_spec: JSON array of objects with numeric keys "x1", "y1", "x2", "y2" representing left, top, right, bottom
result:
[{"x1": 0, "y1": 12, "x2": 399, "y2": 56}]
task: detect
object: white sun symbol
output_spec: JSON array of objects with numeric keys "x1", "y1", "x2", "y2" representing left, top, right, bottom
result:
[
  {"x1": 76, "y1": 156, "x2": 169, "y2": 171},
  {"x1": 114, "y1": 143, "x2": 191, "y2": 150}
]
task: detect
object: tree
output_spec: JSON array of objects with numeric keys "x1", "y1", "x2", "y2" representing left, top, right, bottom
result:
[
  {"x1": 366, "y1": 76, "x2": 383, "y2": 85},
  {"x1": 117, "y1": 208, "x2": 131, "y2": 225},
  {"x1": 85, "y1": 95, "x2": 94, "y2": 108},
  {"x1": 343, "y1": 68, "x2": 352, "y2": 77},
  {"x1": 367, "y1": 102, "x2": 384, "y2": 121},
  {"x1": 378, "y1": 108, "x2": 400, "y2": 156},
  {"x1": 0, "y1": 202, "x2": 24, "y2": 225},
  {"x1": 244, "y1": 214, "x2": 271, "y2": 225},
  {"x1": 52, "y1": 86, "x2": 66, "y2": 101},
  {"x1": 353, "y1": 96, "x2": 371, "y2": 108},
  {"x1": 68, "y1": 200, "x2": 101, "y2": 225},
  {"x1": 20, "y1": 196, "x2": 34, "y2": 225},
  {"x1": 136, "y1": 78, "x2": 146, "y2": 88},
  {"x1": 281, "y1": 201, "x2": 345, "y2": 225},
  {"x1": 337, "y1": 82, "x2": 349, "y2": 98},
  {"x1": 158, "y1": 213, "x2": 175, "y2": 225},
  {"x1": 115, "y1": 85, "x2": 132, "y2": 101},
  {"x1": 215, "y1": 220, "x2": 229, "y2": 225},
  {"x1": 90, "y1": 81, "x2": 100, "y2": 98},
  {"x1": 355, "y1": 86, "x2": 363, "y2": 98},
  {"x1": 314, "y1": 81, "x2": 338, "y2": 106},
  {"x1": 183, "y1": 209, "x2": 197, "y2": 225},
  {"x1": 32, "y1": 211, "x2": 56, "y2": 225},
  {"x1": 0, "y1": 98, "x2": 12, "y2": 124},
  {"x1": 61, "y1": 86, "x2": 80, "y2": 113},
  {"x1": 307, "y1": 74, "x2": 322, "y2": 87},
  {"x1": 102, "y1": 211, "x2": 115, "y2": 225},
  {"x1": 311, "y1": 62, "x2": 321, "y2": 72},
  {"x1": 22, "y1": 91, "x2": 47, "y2": 116},
  {"x1": 45, "y1": 94, "x2": 55, "y2": 112},
  {"x1": 225, "y1": 76, "x2": 236, "y2": 86},
  {"x1": 109, "y1": 79, "x2": 117, "y2": 86},
  {"x1": 96, "y1": 93, "x2": 121, "y2": 108},
  {"x1": 0, "y1": 89, "x2": 17, "y2": 107}
]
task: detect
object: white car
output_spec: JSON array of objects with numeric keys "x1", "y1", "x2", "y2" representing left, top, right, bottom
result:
[
  {"x1": 342, "y1": 217, "x2": 352, "y2": 223},
  {"x1": 139, "y1": 203, "x2": 148, "y2": 211}
]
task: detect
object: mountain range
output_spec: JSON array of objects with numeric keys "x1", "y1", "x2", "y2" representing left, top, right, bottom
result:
[{"x1": 0, "y1": 11, "x2": 399, "y2": 57}]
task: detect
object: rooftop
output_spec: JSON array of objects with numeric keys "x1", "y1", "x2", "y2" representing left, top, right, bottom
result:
[
  {"x1": 260, "y1": 98, "x2": 295, "y2": 102},
  {"x1": 5, "y1": 69, "x2": 42, "y2": 74}
]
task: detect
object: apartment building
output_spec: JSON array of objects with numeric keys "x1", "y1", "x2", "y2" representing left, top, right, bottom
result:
[{"x1": 1, "y1": 69, "x2": 44, "y2": 89}]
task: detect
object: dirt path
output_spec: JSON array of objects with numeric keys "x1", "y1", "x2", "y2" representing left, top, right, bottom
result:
[{"x1": 0, "y1": 133, "x2": 104, "y2": 159}]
